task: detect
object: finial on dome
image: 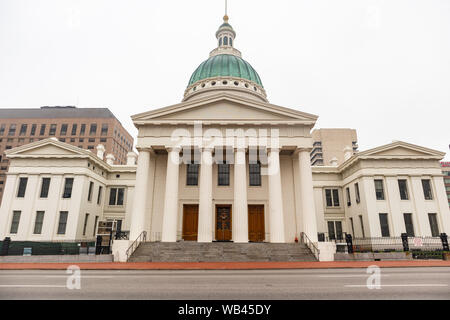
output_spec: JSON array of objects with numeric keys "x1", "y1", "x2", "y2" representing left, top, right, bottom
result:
[{"x1": 223, "y1": 14, "x2": 229, "y2": 22}]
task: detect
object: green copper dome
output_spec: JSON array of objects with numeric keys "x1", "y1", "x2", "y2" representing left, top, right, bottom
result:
[{"x1": 188, "y1": 54, "x2": 263, "y2": 87}]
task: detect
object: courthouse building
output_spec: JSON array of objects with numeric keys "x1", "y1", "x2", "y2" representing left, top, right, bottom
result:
[{"x1": 0, "y1": 15, "x2": 449, "y2": 260}]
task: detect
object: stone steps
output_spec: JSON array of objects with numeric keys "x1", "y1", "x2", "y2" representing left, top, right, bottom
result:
[{"x1": 129, "y1": 241, "x2": 317, "y2": 262}]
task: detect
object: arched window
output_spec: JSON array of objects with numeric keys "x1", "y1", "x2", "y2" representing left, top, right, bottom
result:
[
  {"x1": 230, "y1": 38, "x2": 233, "y2": 46},
  {"x1": 219, "y1": 37, "x2": 222, "y2": 46},
  {"x1": 223, "y1": 37, "x2": 228, "y2": 46}
]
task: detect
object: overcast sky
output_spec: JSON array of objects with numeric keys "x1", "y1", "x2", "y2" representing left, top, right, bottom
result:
[{"x1": 0, "y1": 0, "x2": 449, "y2": 160}]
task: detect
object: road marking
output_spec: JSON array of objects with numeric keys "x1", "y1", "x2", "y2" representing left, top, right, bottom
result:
[
  {"x1": 0, "y1": 285, "x2": 66, "y2": 288},
  {"x1": 345, "y1": 284, "x2": 448, "y2": 288},
  {"x1": 319, "y1": 275, "x2": 390, "y2": 278}
]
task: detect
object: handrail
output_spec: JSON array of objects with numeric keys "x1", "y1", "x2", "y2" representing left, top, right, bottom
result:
[
  {"x1": 126, "y1": 231, "x2": 147, "y2": 262},
  {"x1": 300, "y1": 232, "x2": 320, "y2": 260}
]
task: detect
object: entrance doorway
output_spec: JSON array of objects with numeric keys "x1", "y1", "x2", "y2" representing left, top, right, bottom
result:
[
  {"x1": 182, "y1": 204, "x2": 199, "y2": 241},
  {"x1": 215, "y1": 205, "x2": 232, "y2": 241},
  {"x1": 248, "y1": 205, "x2": 265, "y2": 242}
]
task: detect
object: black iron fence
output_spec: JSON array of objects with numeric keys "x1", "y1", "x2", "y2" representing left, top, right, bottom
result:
[
  {"x1": 0, "y1": 238, "x2": 96, "y2": 256},
  {"x1": 319, "y1": 232, "x2": 449, "y2": 254}
]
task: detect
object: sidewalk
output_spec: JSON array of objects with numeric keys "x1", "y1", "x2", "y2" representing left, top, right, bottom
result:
[{"x1": 0, "y1": 260, "x2": 449, "y2": 270}]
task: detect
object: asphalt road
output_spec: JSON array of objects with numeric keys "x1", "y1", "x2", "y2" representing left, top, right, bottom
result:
[{"x1": 0, "y1": 267, "x2": 449, "y2": 300}]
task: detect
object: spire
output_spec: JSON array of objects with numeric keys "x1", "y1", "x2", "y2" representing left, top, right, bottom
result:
[{"x1": 216, "y1": 5, "x2": 236, "y2": 48}]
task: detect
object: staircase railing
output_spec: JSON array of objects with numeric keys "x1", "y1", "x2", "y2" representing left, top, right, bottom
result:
[
  {"x1": 300, "y1": 232, "x2": 320, "y2": 260},
  {"x1": 126, "y1": 231, "x2": 147, "y2": 262}
]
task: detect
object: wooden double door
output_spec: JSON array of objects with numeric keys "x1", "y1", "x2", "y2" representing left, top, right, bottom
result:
[
  {"x1": 182, "y1": 204, "x2": 199, "y2": 241},
  {"x1": 248, "y1": 205, "x2": 265, "y2": 242},
  {"x1": 182, "y1": 204, "x2": 265, "y2": 243}
]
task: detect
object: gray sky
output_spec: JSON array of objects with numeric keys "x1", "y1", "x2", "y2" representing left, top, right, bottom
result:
[{"x1": 0, "y1": 0, "x2": 449, "y2": 160}]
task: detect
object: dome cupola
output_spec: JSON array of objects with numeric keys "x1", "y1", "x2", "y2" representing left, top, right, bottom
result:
[{"x1": 184, "y1": 14, "x2": 267, "y2": 102}]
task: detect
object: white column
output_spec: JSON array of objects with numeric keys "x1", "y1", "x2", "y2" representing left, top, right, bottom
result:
[
  {"x1": 161, "y1": 147, "x2": 181, "y2": 242},
  {"x1": 432, "y1": 176, "x2": 450, "y2": 234},
  {"x1": 233, "y1": 147, "x2": 248, "y2": 243},
  {"x1": 298, "y1": 148, "x2": 318, "y2": 242},
  {"x1": 198, "y1": 148, "x2": 213, "y2": 242},
  {"x1": 129, "y1": 149, "x2": 151, "y2": 240},
  {"x1": 268, "y1": 148, "x2": 285, "y2": 243}
]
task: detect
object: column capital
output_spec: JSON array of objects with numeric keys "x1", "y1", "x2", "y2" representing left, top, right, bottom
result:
[
  {"x1": 295, "y1": 147, "x2": 312, "y2": 154},
  {"x1": 267, "y1": 147, "x2": 280, "y2": 153},
  {"x1": 166, "y1": 146, "x2": 182, "y2": 153},
  {"x1": 136, "y1": 146, "x2": 153, "y2": 153}
]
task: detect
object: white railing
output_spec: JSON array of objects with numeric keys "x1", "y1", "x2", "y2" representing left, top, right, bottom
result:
[{"x1": 300, "y1": 232, "x2": 320, "y2": 260}]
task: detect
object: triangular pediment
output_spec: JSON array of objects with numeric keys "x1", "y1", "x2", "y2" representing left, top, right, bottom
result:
[
  {"x1": 5, "y1": 138, "x2": 88, "y2": 158},
  {"x1": 358, "y1": 141, "x2": 445, "y2": 159},
  {"x1": 132, "y1": 93, "x2": 318, "y2": 124}
]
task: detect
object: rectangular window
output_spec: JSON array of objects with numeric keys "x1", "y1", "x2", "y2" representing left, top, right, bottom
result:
[
  {"x1": 10, "y1": 210, "x2": 21, "y2": 234},
  {"x1": 327, "y1": 221, "x2": 343, "y2": 240},
  {"x1": 71, "y1": 124, "x2": 77, "y2": 135},
  {"x1": 398, "y1": 179, "x2": 409, "y2": 200},
  {"x1": 40, "y1": 177, "x2": 51, "y2": 198},
  {"x1": 428, "y1": 213, "x2": 439, "y2": 237},
  {"x1": 359, "y1": 215, "x2": 365, "y2": 238},
  {"x1": 101, "y1": 124, "x2": 108, "y2": 136},
  {"x1": 87, "y1": 181, "x2": 94, "y2": 201},
  {"x1": 93, "y1": 216, "x2": 99, "y2": 236},
  {"x1": 8, "y1": 124, "x2": 16, "y2": 136},
  {"x1": 17, "y1": 177, "x2": 28, "y2": 198},
  {"x1": 97, "y1": 186, "x2": 103, "y2": 205},
  {"x1": 57, "y1": 211, "x2": 68, "y2": 235},
  {"x1": 0, "y1": 124, "x2": 5, "y2": 135},
  {"x1": 60, "y1": 124, "x2": 68, "y2": 135},
  {"x1": 49, "y1": 124, "x2": 57, "y2": 136},
  {"x1": 218, "y1": 164, "x2": 230, "y2": 186},
  {"x1": 249, "y1": 162, "x2": 262, "y2": 186},
  {"x1": 349, "y1": 217, "x2": 355, "y2": 236},
  {"x1": 117, "y1": 188, "x2": 124, "y2": 205},
  {"x1": 346, "y1": 187, "x2": 351, "y2": 206},
  {"x1": 30, "y1": 124, "x2": 37, "y2": 136},
  {"x1": 379, "y1": 213, "x2": 390, "y2": 237},
  {"x1": 80, "y1": 124, "x2": 86, "y2": 135},
  {"x1": 89, "y1": 123, "x2": 97, "y2": 135},
  {"x1": 82, "y1": 213, "x2": 89, "y2": 236},
  {"x1": 186, "y1": 163, "x2": 199, "y2": 186},
  {"x1": 325, "y1": 189, "x2": 340, "y2": 207},
  {"x1": 39, "y1": 124, "x2": 46, "y2": 135},
  {"x1": 62, "y1": 178, "x2": 74, "y2": 198},
  {"x1": 374, "y1": 179, "x2": 385, "y2": 200},
  {"x1": 19, "y1": 124, "x2": 27, "y2": 136},
  {"x1": 403, "y1": 213, "x2": 415, "y2": 237},
  {"x1": 109, "y1": 188, "x2": 125, "y2": 205},
  {"x1": 33, "y1": 211, "x2": 45, "y2": 234},
  {"x1": 422, "y1": 179, "x2": 433, "y2": 200}
]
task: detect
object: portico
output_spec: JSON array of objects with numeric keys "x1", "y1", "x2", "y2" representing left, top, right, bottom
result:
[{"x1": 129, "y1": 141, "x2": 318, "y2": 244}]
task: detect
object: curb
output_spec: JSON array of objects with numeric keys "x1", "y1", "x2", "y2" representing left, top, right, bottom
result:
[{"x1": 0, "y1": 260, "x2": 450, "y2": 270}]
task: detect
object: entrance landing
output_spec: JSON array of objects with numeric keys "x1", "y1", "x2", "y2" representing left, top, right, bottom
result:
[{"x1": 129, "y1": 242, "x2": 317, "y2": 263}]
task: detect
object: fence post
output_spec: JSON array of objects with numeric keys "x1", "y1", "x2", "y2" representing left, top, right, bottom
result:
[
  {"x1": 401, "y1": 233, "x2": 409, "y2": 252},
  {"x1": 1, "y1": 237, "x2": 11, "y2": 256},
  {"x1": 440, "y1": 233, "x2": 449, "y2": 251},
  {"x1": 345, "y1": 234, "x2": 353, "y2": 254},
  {"x1": 95, "y1": 235, "x2": 102, "y2": 255}
]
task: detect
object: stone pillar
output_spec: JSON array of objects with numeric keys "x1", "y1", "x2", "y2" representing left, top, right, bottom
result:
[
  {"x1": 233, "y1": 147, "x2": 249, "y2": 243},
  {"x1": 298, "y1": 148, "x2": 318, "y2": 242},
  {"x1": 268, "y1": 148, "x2": 285, "y2": 243},
  {"x1": 198, "y1": 148, "x2": 213, "y2": 242},
  {"x1": 129, "y1": 149, "x2": 151, "y2": 240},
  {"x1": 161, "y1": 147, "x2": 181, "y2": 242},
  {"x1": 432, "y1": 176, "x2": 450, "y2": 234}
]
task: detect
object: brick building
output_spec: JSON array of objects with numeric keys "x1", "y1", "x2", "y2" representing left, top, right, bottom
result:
[
  {"x1": 441, "y1": 162, "x2": 450, "y2": 207},
  {"x1": 0, "y1": 106, "x2": 134, "y2": 201}
]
